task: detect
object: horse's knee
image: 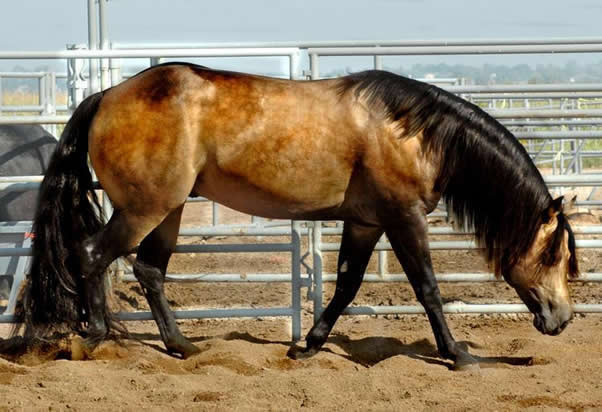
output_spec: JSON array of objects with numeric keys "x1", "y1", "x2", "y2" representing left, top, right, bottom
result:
[{"x1": 133, "y1": 260, "x2": 164, "y2": 292}]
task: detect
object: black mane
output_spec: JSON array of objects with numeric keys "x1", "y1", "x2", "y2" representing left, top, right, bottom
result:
[{"x1": 337, "y1": 70, "x2": 578, "y2": 277}]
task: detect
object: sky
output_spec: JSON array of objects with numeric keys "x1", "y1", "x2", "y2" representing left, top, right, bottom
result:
[{"x1": 1, "y1": 0, "x2": 602, "y2": 75}]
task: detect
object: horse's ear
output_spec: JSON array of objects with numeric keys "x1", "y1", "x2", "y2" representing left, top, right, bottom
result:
[
  {"x1": 566, "y1": 195, "x2": 578, "y2": 213},
  {"x1": 543, "y1": 196, "x2": 564, "y2": 222}
]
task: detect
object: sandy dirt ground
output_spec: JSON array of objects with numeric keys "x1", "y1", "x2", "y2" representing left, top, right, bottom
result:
[{"x1": 0, "y1": 200, "x2": 601, "y2": 411}]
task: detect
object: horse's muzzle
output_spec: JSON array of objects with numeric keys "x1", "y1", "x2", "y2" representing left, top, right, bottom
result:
[{"x1": 533, "y1": 309, "x2": 573, "y2": 336}]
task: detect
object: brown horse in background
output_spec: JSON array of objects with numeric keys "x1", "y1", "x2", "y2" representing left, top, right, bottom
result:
[{"x1": 20, "y1": 64, "x2": 578, "y2": 370}]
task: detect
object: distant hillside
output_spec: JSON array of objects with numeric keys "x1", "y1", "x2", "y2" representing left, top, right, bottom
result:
[{"x1": 327, "y1": 60, "x2": 602, "y2": 84}]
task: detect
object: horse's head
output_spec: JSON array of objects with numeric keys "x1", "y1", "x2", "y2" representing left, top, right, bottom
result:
[{"x1": 503, "y1": 197, "x2": 578, "y2": 336}]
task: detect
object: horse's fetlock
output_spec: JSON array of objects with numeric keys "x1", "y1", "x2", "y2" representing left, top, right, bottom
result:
[{"x1": 306, "y1": 321, "x2": 330, "y2": 349}]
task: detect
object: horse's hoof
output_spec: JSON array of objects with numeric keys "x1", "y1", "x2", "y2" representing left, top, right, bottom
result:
[
  {"x1": 0, "y1": 336, "x2": 26, "y2": 355},
  {"x1": 71, "y1": 335, "x2": 94, "y2": 361},
  {"x1": 181, "y1": 344, "x2": 201, "y2": 360},
  {"x1": 453, "y1": 352, "x2": 480, "y2": 372},
  {"x1": 167, "y1": 341, "x2": 201, "y2": 359},
  {"x1": 287, "y1": 345, "x2": 319, "y2": 360}
]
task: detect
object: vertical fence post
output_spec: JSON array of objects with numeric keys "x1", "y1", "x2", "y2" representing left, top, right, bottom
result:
[
  {"x1": 39, "y1": 74, "x2": 52, "y2": 134},
  {"x1": 577, "y1": 138, "x2": 583, "y2": 174},
  {"x1": 374, "y1": 55, "x2": 383, "y2": 70},
  {"x1": 310, "y1": 53, "x2": 319, "y2": 80},
  {"x1": 149, "y1": 57, "x2": 161, "y2": 67},
  {"x1": 67, "y1": 44, "x2": 88, "y2": 111},
  {"x1": 378, "y1": 249, "x2": 387, "y2": 277},
  {"x1": 312, "y1": 221, "x2": 323, "y2": 323},
  {"x1": 291, "y1": 220, "x2": 302, "y2": 341},
  {"x1": 87, "y1": 0, "x2": 99, "y2": 94},
  {"x1": 289, "y1": 49, "x2": 300, "y2": 80},
  {"x1": 98, "y1": 0, "x2": 111, "y2": 91},
  {"x1": 212, "y1": 202, "x2": 219, "y2": 226},
  {"x1": 94, "y1": 0, "x2": 113, "y2": 223},
  {"x1": 109, "y1": 52, "x2": 122, "y2": 87},
  {"x1": 5, "y1": 236, "x2": 31, "y2": 315},
  {"x1": 44, "y1": 72, "x2": 57, "y2": 136},
  {"x1": 38, "y1": 75, "x2": 46, "y2": 115}
]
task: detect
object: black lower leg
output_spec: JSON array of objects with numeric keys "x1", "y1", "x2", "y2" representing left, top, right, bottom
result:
[
  {"x1": 134, "y1": 206, "x2": 199, "y2": 359},
  {"x1": 386, "y1": 224, "x2": 477, "y2": 369},
  {"x1": 291, "y1": 222, "x2": 383, "y2": 359},
  {"x1": 79, "y1": 212, "x2": 134, "y2": 349},
  {"x1": 81, "y1": 268, "x2": 109, "y2": 346},
  {"x1": 133, "y1": 260, "x2": 199, "y2": 358}
]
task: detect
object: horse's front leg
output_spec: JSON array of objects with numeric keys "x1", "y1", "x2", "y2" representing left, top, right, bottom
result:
[
  {"x1": 289, "y1": 221, "x2": 383, "y2": 359},
  {"x1": 385, "y1": 217, "x2": 479, "y2": 371}
]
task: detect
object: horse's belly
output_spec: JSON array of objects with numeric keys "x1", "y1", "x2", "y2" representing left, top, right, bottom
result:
[{"x1": 191, "y1": 162, "x2": 347, "y2": 220}]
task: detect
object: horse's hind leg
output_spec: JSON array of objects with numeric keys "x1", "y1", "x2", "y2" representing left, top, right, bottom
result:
[
  {"x1": 384, "y1": 220, "x2": 478, "y2": 370},
  {"x1": 133, "y1": 205, "x2": 200, "y2": 359},
  {"x1": 289, "y1": 221, "x2": 383, "y2": 359},
  {"x1": 80, "y1": 210, "x2": 164, "y2": 349}
]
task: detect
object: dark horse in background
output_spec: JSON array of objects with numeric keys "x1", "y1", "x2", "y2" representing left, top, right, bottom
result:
[
  {"x1": 0, "y1": 125, "x2": 56, "y2": 221},
  {"x1": 17, "y1": 64, "x2": 578, "y2": 370},
  {"x1": 0, "y1": 126, "x2": 56, "y2": 300}
]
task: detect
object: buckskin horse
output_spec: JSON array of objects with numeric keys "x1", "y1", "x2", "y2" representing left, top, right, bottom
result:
[{"x1": 19, "y1": 64, "x2": 578, "y2": 370}]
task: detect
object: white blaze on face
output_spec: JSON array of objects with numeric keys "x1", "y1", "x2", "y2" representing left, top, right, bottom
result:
[{"x1": 340, "y1": 260, "x2": 348, "y2": 274}]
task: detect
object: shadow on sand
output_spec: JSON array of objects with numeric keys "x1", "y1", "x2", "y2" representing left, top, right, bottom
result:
[
  {"x1": 0, "y1": 330, "x2": 534, "y2": 369},
  {"x1": 124, "y1": 330, "x2": 292, "y2": 357},
  {"x1": 288, "y1": 334, "x2": 535, "y2": 370}
]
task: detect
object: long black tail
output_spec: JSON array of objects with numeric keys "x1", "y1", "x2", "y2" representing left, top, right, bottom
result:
[{"x1": 18, "y1": 92, "x2": 105, "y2": 337}]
